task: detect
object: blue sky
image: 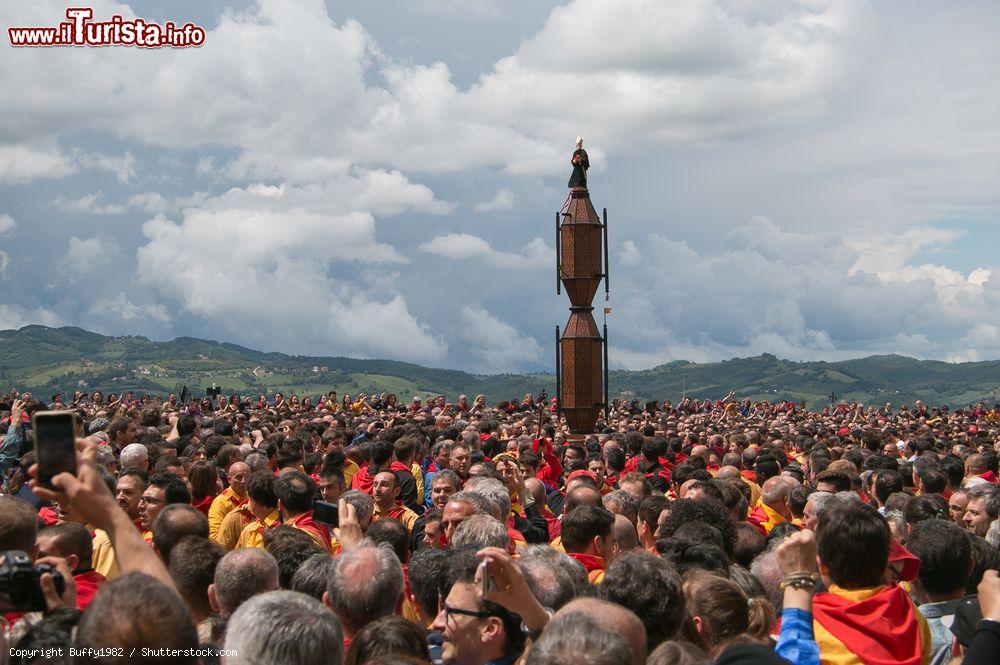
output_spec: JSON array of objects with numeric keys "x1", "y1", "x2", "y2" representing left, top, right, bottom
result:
[{"x1": 2, "y1": 0, "x2": 999, "y2": 372}]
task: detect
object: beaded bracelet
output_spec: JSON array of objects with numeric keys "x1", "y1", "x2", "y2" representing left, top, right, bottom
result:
[{"x1": 780, "y1": 572, "x2": 818, "y2": 590}]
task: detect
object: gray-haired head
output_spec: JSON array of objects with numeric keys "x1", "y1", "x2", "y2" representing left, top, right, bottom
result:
[
  {"x1": 324, "y1": 544, "x2": 404, "y2": 636},
  {"x1": 340, "y1": 489, "x2": 375, "y2": 528},
  {"x1": 465, "y1": 477, "x2": 508, "y2": 520},
  {"x1": 461, "y1": 430, "x2": 480, "y2": 450},
  {"x1": 120, "y1": 443, "x2": 149, "y2": 468},
  {"x1": 94, "y1": 444, "x2": 117, "y2": 470},
  {"x1": 447, "y1": 490, "x2": 494, "y2": 517},
  {"x1": 451, "y1": 514, "x2": 508, "y2": 550},
  {"x1": 804, "y1": 491, "x2": 839, "y2": 520},
  {"x1": 525, "y1": 610, "x2": 628, "y2": 665},
  {"x1": 602, "y1": 489, "x2": 639, "y2": 525},
  {"x1": 212, "y1": 547, "x2": 280, "y2": 618},
  {"x1": 244, "y1": 452, "x2": 269, "y2": 472},
  {"x1": 518, "y1": 545, "x2": 588, "y2": 611},
  {"x1": 224, "y1": 590, "x2": 343, "y2": 665},
  {"x1": 835, "y1": 490, "x2": 861, "y2": 504},
  {"x1": 291, "y1": 552, "x2": 335, "y2": 602}
]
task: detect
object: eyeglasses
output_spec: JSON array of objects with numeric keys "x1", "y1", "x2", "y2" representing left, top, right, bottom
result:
[
  {"x1": 443, "y1": 604, "x2": 495, "y2": 623},
  {"x1": 139, "y1": 495, "x2": 168, "y2": 505}
]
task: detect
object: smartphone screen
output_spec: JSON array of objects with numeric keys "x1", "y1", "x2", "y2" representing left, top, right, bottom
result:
[
  {"x1": 33, "y1": 411, "x2": 77, "y2": 488},
  {"x1": 312, "y1": 500, "x2": 339, "y2": 528}
]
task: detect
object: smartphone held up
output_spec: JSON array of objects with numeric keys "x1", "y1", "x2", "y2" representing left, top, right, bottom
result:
[{"x1": 31, "y1": 411, "x2": 80, "y2": 488}]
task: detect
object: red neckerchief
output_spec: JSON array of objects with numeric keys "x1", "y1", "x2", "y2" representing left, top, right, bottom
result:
[
  {"x1": 288, "y1": 511, "x2": 332, "y2": 552},
  {"x1": 389, "y1": 461, "x2": 411, "y2": 474},
  {"x1": 377, "y1": 501, "x2": 407, "y2": 521},
  {"x1": 566, "y1": 552, "x2": 605, "y2": 573},
  {"x1": 192, "y1": 494, "x2": 215, "y2": 515}
]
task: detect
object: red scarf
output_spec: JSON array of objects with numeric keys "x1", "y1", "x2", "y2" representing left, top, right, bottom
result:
[
  {"x1": 351, "y1": 463, "x2": 374, "y2": 494},
  {"x1": 566, "y1": 552, "x2": 605, "y2": 573},
  {"x1": 505, "y1": 519, "x2": 527, "y2": 554},
  {"x1": 567, "y1": 552, "x2": 606, "y2": 584},
  {"x1": 541, "y1": 506, "x2": 560, "y2": 540},
  {"x1": 377, "y1": 501, "x2": 408, "y2": 522},
  {"x1": 37, "y1": 506, "x2": 60, "y2": 526},
  {"x1": 979, "y1": 470, "x2": 997, "y2": 483},
  {"x1": 390, "y1": 461, "x2": 412, "y2": 474},
  {"x1": 812, "y1": 585, "x2": 924, "y2": 665},
  {"x1": 192, "y1": 494, "x2": 215, "y2": 516},
  {"x1": 288, "y1": 511, "x2": 332, "y2": 552},
  {"x1": 74, "y1": 570, "x2": 106, "y2": 610}
]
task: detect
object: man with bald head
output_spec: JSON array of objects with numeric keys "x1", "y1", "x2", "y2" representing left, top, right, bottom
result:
[
  {"x1": 748, "y1": 476, "x2": 793, "y2": 535},
  {"x1": 612, "y1": 514, "x2": 640, "y2": 554},
  {"x1": 208, "y1": 461, "x2": 250, "y2": 539},
  {"x1": 553, "y1": 597, "x2": 647, "y2": 665},
  {"x1": 526, "y1": 477, "x2": 560, "y2": 539}
]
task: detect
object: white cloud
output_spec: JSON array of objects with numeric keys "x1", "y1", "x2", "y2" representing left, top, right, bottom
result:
[
  {"x1": 205, "y1": 170, "x2": 453, "y2": 217},
  {"x1": 0, "y1": 251, "x2": 9, "y2": 278},
  {"x1": 126, "y1": 192, "x2": 169, "y2": 214},
  {"x1": 608, "y1": 216, "x2": 1000, "y2": 368},
  {"x1": 62, "y1": 236, "x2": 117, "y2": 278},
  {"x1": 0, "y1": 214, "x2": 16, "y2": 235},
  {"x1": 419, "y1": 233, "x2": 550, "y2": 268},
  {"x1": 135, "y1": 201, "x2": 447, "y2": 364},
  {"x1": 0, "y1": 0, "x2": 851, "y2": 181},
  {"x1": 474, "y1": 188, "x2": 515, "y2": 212},
  {"x1": 456, "y1": 306, "x2": 543, "y2": 372},
  {"x1": 75, "y1": 151, "x2": 136, "y2": 183},
  {"x1": 51, "y1": 192, "x2": 127, "y2": 215},
  {"x1": 0, "y1": 304, "x2": 61, "y2": 330},
  {"x1": 0, "y1": 143, "x2": 75, "y2": 183},
  {"x1": 618, "y1": 240, "x2": 641, "y2": 267},
  {"x1": 90, "y1": 293, "x2": 172, "y2": 324}
]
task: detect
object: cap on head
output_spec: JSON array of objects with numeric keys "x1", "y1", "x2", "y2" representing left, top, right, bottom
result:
[{"x1": 575, "y1": 135, "x2": 584, "y2": 147}]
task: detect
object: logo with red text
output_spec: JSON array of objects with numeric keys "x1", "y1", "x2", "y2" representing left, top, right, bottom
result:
[{"x1": 8, "y1": 8, "x2": 205, "y2": 48}]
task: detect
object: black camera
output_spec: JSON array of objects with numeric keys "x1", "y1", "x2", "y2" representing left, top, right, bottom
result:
[{"x1": 0, "y1": 550, "x2": 65, "y2": 612}]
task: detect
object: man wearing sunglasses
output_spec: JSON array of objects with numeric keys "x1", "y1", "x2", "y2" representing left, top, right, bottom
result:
[{"x1": 433, "y1": 549, "x2": 526, "y2": 665}]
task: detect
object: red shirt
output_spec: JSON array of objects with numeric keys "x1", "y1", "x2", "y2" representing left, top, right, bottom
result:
[{"x1": 74, "y1": 570, "x2": 106, "y2": 610}]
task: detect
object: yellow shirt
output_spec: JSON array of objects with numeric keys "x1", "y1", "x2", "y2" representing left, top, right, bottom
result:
[
  {"x1": 215, "y1": 505, "x2": 255, "y2": 551},
  {"x1": 90, "y1": 527, "x2": 119, "y2": 580},
  {"x1": 411, "y1": 462, "x2": 425, "y2": 506},
  {"x1": 235, "y1": 510, "x2": 281, "y2": 549},
  {"x1": 344, "y1": 459, "x2": 359, "y2": 489},
  {"x1": 207, "y1": 487, "x2": 248, "y2": 540},
  {"x1": 373, "y1": 502, "x2": 419, "y2": 534}
]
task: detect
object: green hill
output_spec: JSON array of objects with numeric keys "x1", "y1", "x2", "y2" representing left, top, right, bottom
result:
[{"x1": 2, "y1": 326, "x2": 1000, "y2": 408}]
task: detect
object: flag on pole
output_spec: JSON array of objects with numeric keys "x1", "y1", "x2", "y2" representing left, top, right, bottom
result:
[{"x1": 604, "y1": 308, "x2": 613, "y2": 315}]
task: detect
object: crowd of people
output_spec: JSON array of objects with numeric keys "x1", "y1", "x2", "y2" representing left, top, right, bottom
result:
[{"x1": 1, "y1": 386, "x2": 1000, "y2": 665}]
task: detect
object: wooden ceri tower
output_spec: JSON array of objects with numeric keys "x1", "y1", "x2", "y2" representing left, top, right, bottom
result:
[{"x1": 556, "y1": 187, "x2": 609, "y2": 434}]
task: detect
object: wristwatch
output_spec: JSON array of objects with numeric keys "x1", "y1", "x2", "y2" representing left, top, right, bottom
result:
[
  {"x1": 521, "y1": 608, "x2": 554, "y2": 640},
  {"x1": 977, "y1": 618, "x2": 1000, "y2": 635}
]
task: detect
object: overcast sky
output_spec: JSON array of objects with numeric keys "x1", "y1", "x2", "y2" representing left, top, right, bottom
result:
[{"x1": 2, "y1": 0, "x2": 999, "y2": 372}]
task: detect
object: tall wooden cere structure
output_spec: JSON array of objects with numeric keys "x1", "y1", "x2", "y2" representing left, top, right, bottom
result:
[{"x1": 556, "y1": 187, "x2": 609, "y2": 433}]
